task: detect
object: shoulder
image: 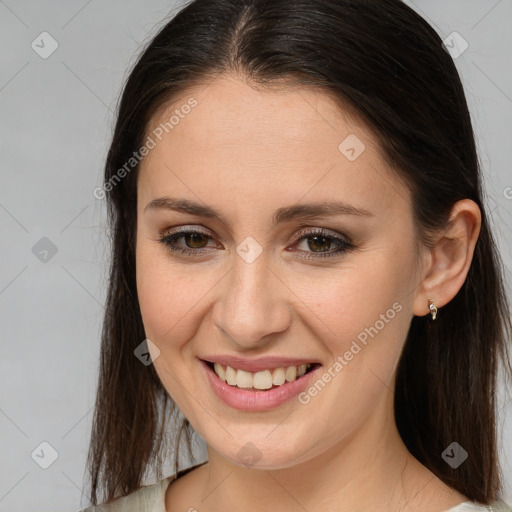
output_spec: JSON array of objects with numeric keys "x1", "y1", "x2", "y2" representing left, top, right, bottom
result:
[
  {"x1": 492, "y1": 500, "x2": 512, "y2": 512},
  {"x1": 77, "y1": 461, "x2": 208, "y2": 512},
  {"x1": 446, "y1": 500, "x2": 512, "y2": 511},
  {"x1": 77, "y1": 476, "x2": 173, "y2": 512}
]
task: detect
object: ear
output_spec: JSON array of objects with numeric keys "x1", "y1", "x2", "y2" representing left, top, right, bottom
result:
[{"x1": 412, "y1": 199, "x2": 482, "y2": 318}]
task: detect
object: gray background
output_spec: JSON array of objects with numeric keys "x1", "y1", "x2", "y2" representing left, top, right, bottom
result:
[{"x1": 1, "y1": 1, "x2": 511, "y2": 510}]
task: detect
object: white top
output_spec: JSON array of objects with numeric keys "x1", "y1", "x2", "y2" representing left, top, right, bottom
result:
[{"x1": 79, "y1": 462, "x2": 512, "y2": 512}]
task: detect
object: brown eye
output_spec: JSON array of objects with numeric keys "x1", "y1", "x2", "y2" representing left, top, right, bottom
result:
[
  {"x1": 184, "y1": 232, "x2": 209, "y2": 248},
  {"x1": 291, "y1": 228, "x2": 355, "y2": 260},
  {"x1": 158, "y1": 228, "x2": 215, "y2": 255},
  {"x1": 306, "y1": 235, "x2": 333, "y2": 252},
  {"x1": 159, "y1": 227, "x2": 355, "y2": 260}
]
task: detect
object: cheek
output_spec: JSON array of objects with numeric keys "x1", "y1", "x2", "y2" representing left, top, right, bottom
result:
[
  {"x1": 136, "y1": 244, "x2": 217, "y2": 349},
  {"x1": 289, "y1": 266, "x2": 411, "y2": 431},
  {"x1": 300, "y1": 253, "x2": 413, "y2": 375}
]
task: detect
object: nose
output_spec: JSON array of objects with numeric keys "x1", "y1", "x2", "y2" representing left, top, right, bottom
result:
[{"x1": 211, "y1": 252, "x2": 292, "y2": 349}]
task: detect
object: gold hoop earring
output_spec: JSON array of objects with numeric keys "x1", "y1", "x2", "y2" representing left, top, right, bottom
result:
[{"x1": 428, "y1": 299, "x2": 438, "y2": 320}]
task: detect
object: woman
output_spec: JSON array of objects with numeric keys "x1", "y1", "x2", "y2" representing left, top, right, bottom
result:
[{"x1": 81, "y1": 0, "x2": 512, "y2": 510}]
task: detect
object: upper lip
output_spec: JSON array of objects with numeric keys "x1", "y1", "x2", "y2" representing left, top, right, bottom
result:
[{"x1": 200, "y1": 355, "x2": 321, "y2": 373}]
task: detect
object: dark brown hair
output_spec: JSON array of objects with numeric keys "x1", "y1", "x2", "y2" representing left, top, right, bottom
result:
[{"x1": 86, "y1": 0, "x2": 512, "y2": 505}]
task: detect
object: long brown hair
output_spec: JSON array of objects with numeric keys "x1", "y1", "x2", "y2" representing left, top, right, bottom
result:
[{"x1": 85, "y1": 0, "x2": 512, "y2": 505}]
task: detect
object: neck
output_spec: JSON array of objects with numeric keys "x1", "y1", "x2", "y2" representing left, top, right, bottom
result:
[{"x1": 192, "y1": 392, "x2": 467, "y2": 512}]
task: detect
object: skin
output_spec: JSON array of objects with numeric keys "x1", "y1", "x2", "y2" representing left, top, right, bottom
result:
[{"x1": 135, "y1": 73, "x2": 481, "y2": 512}]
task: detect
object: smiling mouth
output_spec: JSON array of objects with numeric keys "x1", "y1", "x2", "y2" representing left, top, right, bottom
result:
[{"x1": 202, "y1": 360, "x2": 322, "y2": 391}]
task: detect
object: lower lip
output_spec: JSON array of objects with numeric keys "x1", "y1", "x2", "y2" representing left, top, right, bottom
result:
[{"x1": 200, "y1": 360, "x2": 322, "y2": 412}]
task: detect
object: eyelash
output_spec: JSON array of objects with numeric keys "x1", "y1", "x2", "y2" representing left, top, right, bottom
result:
[{"x1": 157, "y1": 226, "x2": 355, "y2": 260}]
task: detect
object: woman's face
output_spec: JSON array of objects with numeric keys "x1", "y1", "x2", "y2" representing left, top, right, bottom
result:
[{"x1": 136, "y1": 74, "x2": 426, "y2": 469}]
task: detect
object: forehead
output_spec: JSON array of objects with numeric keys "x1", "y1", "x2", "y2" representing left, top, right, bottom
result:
[
  {"x1": 146, "y1": 74, "x2": 375, "y2": 152},
  {"x1": 139, "y1": 74, "x2": 410, "y2": 216}
]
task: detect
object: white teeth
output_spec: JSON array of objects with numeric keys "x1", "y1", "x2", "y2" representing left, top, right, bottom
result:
[
  {"x1": 285, "y1": 366, "x2": 297, "y2": 382},
  {"x1": 252, "y1": 370, "x2": 273, "y2": 390},
  {"x1": 272, "y1": 367, "x2": 286, "y2": 386},
  {"x1": 211, "y1": 363, "x2": 314, "y2": 390},
  {"x1": 236, "y1": 369, "x2": 253, "y2": 389},
  {"x1": 213, "y1": 362, "x2": 226, "y2": 382},
  {"x1": 225, "y1": 365, "x2": 237, "y2": 385}
]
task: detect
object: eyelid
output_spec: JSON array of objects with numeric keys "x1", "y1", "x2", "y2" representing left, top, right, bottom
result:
[
  {"x1": 161, "y1": 224, "x2": 350, "y2": 242},
  {"x1": 162, "y1": 224, "x2": 214, "y2": 239},
  {"x1": 158, "y1": 224, "x2": 355, "y2": 259},
  {"x1": 291, "y1": 226, "x2": 352, "y2": 244}
]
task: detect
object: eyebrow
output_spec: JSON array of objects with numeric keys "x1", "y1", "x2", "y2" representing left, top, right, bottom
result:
[{"x1": 144, "y1": 196, "x2": 374, "y2": 226}]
